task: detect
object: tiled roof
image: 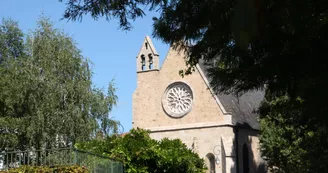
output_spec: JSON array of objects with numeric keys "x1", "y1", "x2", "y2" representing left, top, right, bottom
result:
[{"x1": 198, "y1": 60, "x2": 264, "y2": 130}]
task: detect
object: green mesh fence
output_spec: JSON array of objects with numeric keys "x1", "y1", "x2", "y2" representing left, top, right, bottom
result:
[
  {"x1": 0, "y1": 148, "x2": 124, "y2": 173},
  {"x1": 74, "y1": 149, "x2": 124, "y2": 173}
]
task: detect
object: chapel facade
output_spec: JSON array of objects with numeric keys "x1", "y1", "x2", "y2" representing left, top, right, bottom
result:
[{"x1": 132, "y1": 36, "x2": 267, "y2": 173}]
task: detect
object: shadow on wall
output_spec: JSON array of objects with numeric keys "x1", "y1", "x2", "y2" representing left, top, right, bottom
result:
[
  {"x1": 249, "y1": 138, "x2": 267, "y2": 173},
  {"x1": 228, "y1": 124, "x2": 267, "y2": 173},
  {"x1": 247, "y1": 137, "x2": 267, "y2": 173}
]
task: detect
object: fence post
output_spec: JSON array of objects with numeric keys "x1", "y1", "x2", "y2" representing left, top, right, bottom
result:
[
  {"x1": 94, "y1": 155, "x2": 96, "y2": 173},
  {"x1": 69, "y1": 148, "x2": 72, "y2": 165},
  {"x1": 73, "y1": 148, "x2": 77, "y2": 165},
  {"x1": 6, "y1": 151, "x2": 8, "y2": 169}
]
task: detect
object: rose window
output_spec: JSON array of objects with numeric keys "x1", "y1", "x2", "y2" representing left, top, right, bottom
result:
[{"x1": 162, "y1": 82, "x2": 193, "y2": 118}]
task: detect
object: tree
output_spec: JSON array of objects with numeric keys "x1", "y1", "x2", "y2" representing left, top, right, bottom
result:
[
  {"x1": 75, "y1": 128, "x2": 206, "y2": 173},
  {"x1": 0, "y1": 17, "x2": 120, "y2": 151},
  {"x1": 61, "y1": 0, "x2": 328, "y2": 172},
  {"x1": 0, "y1": 20, "x2": 24, "y2": 148},
  {"x1": 258, "y1": 96, "x2": 328, "y2": 173},
  {"x1": 0, "y1": 19, "x2": 25, "y2": 63}
]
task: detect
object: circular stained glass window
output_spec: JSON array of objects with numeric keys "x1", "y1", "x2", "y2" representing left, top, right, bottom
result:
[{"x1": 162, "y1": 82, "x2": 193, "y2": 118}]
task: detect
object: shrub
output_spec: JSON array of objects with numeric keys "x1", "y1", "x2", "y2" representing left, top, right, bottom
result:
[
  {"x1": 76, "y1": 128, "x2": 206, "y2": 173},
  {"x1": 0, "y1": 165, "x2": 88, "y2": 173}
]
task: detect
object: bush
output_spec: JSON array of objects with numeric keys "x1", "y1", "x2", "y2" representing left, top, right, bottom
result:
[
  {"x1": 0, "y1": 165, "x2": 88, "y2": 173},
  {"x1": 76, "y1": 128, "x2": 206, "y2": 173}
]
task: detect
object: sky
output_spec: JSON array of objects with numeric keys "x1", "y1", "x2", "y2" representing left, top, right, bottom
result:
[{"x1": 0, "y1": 0, "x2": 170, "y2": 132}]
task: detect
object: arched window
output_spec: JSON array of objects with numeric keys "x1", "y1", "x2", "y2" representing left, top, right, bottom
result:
[
  {"x1": 243, "y1": 143, "x2": 249, "y2": 173},
  {"x1": 205, "y1": 153, "x2": 216, "y2": 173},
  {"x1": 141, "y1": 54, "x2": 145, "y2": 70},
  {"x1": 148, "y1": 53, "x2": 153, "y2": 69}
]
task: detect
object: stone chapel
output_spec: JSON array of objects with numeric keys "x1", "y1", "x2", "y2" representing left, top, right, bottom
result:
[{"x1": 132, "y1": 36, "x2": 267, "y2": 173}]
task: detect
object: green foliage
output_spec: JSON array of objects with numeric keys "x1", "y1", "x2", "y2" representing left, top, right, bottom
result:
[
  {"x1": 59, "y1": 0, "x2": 164, "y2": 30},
  {"x1": 0, "y1": 19, "x2": 25, "y2": 62},
  {"x1": 72, "y1": 149, "x2": 124, "y2": 173},
  {"x1": 61, "y1": 0, "x2": 328, "y2": 172},
  {"x1": 75, "y1": 128, "x2": 206, "y2": 173},
  {"x1": 0, "y1": 165, "x2": 88, "y2": 173},
  {"x1": 259, "y1": 96, "x2": 328, "y2": 173},
  {"x1": 0, "y1": 17, "x2": 120, "y2": 151}
]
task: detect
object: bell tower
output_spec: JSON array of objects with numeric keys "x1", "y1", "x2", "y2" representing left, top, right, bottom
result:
[{"x1": 136, "y1": 36, "x2": 159, "y2": 72}]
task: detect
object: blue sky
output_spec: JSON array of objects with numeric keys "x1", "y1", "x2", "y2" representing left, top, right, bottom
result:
[{"x1": 0, "y1": 0, "x2": 170, "y2": 132}]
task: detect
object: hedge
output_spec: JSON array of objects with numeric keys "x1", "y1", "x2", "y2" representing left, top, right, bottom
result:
[{"x1": 0, "y1": 165, "x2": 89, "y2": 173}]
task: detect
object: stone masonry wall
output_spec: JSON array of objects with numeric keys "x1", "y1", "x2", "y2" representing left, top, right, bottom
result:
[
  {"x1": 132, "y1": 47, "x2": 227, "y2": 129},
  {"x1": 237, "y1": 129, "x2": 267, "y2": 173},
  {"x1": 150, "y1": 126, "x2": 236, "y2": 173}
]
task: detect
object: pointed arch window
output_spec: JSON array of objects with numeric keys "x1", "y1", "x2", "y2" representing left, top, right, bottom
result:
[
  {"x1": 141, "y1": 54, "x2": 146, "y2": 70},
  {"x1": 205, "y1": 153, "x2": 216, "y2": 173},
  {"x1": 148, "y1": 53, "x2": 153, "y2": 69},
  {"x1": 243, "y1": 143, "x2": 249, "y2": 173}
]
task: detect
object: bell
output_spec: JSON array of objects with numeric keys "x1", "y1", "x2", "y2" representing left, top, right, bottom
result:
[
  {"x1": 148, "y1": 54, "x2": 153, "y2": 64},
  {"x1": 141, "y1": 54, "x2": 146, "y2": 65}
]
